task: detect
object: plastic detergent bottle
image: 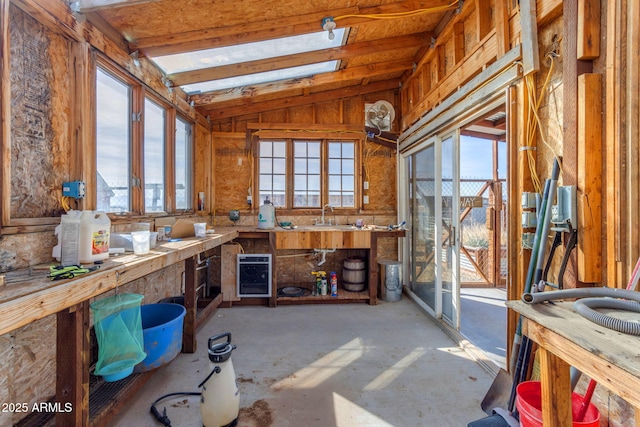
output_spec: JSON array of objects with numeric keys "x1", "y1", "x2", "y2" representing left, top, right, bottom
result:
[
  {"x1": 258, "y1": 197, "x2": 275, "y2": 229},
  {"x1": 79, "y1": 211, "x2": 111, "y2": 264}
]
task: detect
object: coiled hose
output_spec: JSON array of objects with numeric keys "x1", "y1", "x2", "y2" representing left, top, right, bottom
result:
[{"x1": 522, "y1": 287, "x2": 640, "y2": 335}]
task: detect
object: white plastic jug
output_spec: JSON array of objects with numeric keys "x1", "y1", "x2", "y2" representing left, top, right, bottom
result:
[
  {"x1": 79, "y1": 211, "x2": 111, "y2": 264},
  {"x1": 257, "y1": 197, "x2": 275, "y2": 229},
  {"x1": 52, "y1": 210, "x2": 83, "y2": 266}
]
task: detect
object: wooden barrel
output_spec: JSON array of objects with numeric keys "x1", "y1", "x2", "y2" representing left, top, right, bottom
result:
[{"x1": 342, "y1": 258, "x2": 366, "y2": 291}]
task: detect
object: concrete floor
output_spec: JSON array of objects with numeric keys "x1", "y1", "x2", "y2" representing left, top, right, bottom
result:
[{"x1": 108, "y1": 297, "x2": 494, "y2": 427}]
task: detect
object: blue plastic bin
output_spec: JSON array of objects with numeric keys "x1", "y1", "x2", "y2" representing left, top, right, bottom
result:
[{"x1": 134, "y1": 303, "x2": 186, "y2": 373}]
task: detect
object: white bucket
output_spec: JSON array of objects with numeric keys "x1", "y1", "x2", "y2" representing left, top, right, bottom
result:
[{"x1": 79, "y1": 211, "x2": 111, "y2": 264}]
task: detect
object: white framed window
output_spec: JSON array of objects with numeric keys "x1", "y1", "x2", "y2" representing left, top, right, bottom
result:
[
  {"x1": 175, "y1": 115, "x2": 192, "y2": 210},
  {"x1": 144, "y1": 97, "x2": 166, "y2": 212},
  {"x1": 96, "y1": 68, "x2": 132, "y2": 213}
]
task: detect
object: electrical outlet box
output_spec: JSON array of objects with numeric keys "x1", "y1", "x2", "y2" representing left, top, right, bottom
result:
[
  {"x1": 363, "y1": 195, "x2": 369, "y2": 204},
  {"x1": 551, "y1": 185, "x2": 577, "y2": 231},
  {"x1": 521, "y1": 211, "x2": 537, "y2": 228},
  {"x1": 62, "y1": 181, "x2": 85, "y2": 199},
  {"x1": 247, "y1": 195, "x2": 252, "y2": 205},
  {"x1": 521, "y1": 192, "x2": 537, "y2": 209}
]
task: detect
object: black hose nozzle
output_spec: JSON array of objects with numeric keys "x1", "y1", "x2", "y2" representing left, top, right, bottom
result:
[{"x1": 150, "y1": 405, "x2": 172, "y2": 426}]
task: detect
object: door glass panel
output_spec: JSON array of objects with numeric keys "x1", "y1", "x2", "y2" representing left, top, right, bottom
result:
[
  {"x1": 410, "y1": 144, "x2": 436, "y2": 311},
  {"x1": 441, "y1": 136, "x2": 456, "y2": 325}
]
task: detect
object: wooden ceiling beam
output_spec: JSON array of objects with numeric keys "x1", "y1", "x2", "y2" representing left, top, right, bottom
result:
[
  {"x1": 460, "y1": 129, "x2": 506, "y2": 142},
  {"x1": 169, "y1": 33, "x2": 429, "y2": 86},
  {"x1": 132, "y1": 7, "x2": 360, "y2": 57},
  {"x1": 132, "y1": 0, "x2": 451, "y2": 57},
  {"x1": 77, "y1": 0, "x2": 158, "y2": 12},
  {"x1": 200, "y1": 80, "x2": 399, "y2": 120},
  {"x1": 191, "y1": 59, "x2": 410, "y2": 105}
]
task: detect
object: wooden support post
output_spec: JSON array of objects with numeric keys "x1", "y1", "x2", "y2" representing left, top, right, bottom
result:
[
  {"x1": 494, "y1": 0, "x2": 510, "y2": 58},
  {"x1": 475, "y1": 0, "x2": 491, "y2": 41},
  {"x1": 369, "y1": 232, "x2": 379, "y2": 305},
  {"x1": 577, "y1": 0, "x2": 601, "y2": 60},
  {"x1": 56, "y1": 302, "x2": 90, "y2": 426},
  {"x1": 269, "y1": 232, "x2": 277, "y2": 307},
  {"x1": 539, "y1": 346, "x2": 572, "y2": 427},
  {"x1": 183, "y1": 256, "x2": 197, "y2": 353},
  {"x1": 563, "y1": 0, "x2": 593, "y2": 288},
  {"x1": 0, "y1": 0, "x2": 10, "y2": 227},
  {"x1": 519, "y1": 0, "x2": 540, "y2": 75},
  {"x1": 577, "y1": 73, "x2": 602, "y2": 283}
]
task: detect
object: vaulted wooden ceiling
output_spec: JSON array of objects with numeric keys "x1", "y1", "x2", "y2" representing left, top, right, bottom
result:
[{"x1": 76, "y1": 0, "x2": 461, "y2": 119}]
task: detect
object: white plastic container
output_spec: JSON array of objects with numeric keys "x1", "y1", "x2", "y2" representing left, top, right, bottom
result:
[
  {"x1": 257, "y1": 197, "x2": 275, "y2": 229},
  {"x1": 131, "y1": 230, "x2": 150, "y2": 255},
  {"x1": 79, "y1": 211, "x2": 111, "y2": 264}
]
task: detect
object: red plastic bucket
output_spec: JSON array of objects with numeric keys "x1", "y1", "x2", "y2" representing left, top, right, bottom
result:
[{"x1": 516, "y1": 381, "x2": 600, "y2": 427}]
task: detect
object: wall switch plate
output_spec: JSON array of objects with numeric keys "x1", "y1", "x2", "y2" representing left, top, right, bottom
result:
[
  {"x1": 363, "y1": 195, "x2": 369, "y2": 204},
  {"x1": 364, "y1": 181, "x2": 369, "y2": 190}
]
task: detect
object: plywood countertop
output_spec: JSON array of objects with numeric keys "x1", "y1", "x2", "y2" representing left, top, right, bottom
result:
[{"x1": 0, "y1": 229, "x2": 239, "y2": 337}]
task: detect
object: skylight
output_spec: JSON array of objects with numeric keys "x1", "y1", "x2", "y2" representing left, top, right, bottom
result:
[{"x1": 151, "y1": 29, "x2": 347, "y2": 93}]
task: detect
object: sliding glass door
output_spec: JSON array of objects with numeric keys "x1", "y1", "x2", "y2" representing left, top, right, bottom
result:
[{"x1": 407, "y1": 133, "x2": 460, "y2": 328}]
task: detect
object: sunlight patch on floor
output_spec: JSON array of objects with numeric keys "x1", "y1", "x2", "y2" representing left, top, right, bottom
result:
[
  {"x1": 363, "y1": 347, "x2": 427, "y2": 391},
  {"x1": 333, "y1": 392, "x2": 394, "y2": 427},
  {"x1": 272, "y1": 337, "x2": 366, "y2": 390}
]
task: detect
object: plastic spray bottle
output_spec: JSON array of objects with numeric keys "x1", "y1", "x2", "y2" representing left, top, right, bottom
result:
[{"x1": 330, "y1": 271, "x2": 338, "y2": 297}]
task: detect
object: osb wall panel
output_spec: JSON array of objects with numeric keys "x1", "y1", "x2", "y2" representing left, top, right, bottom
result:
[
  {"x1": 0, "y1": 315, "x2": 55, "y2": 425},
  {"x1": 213, "y1": 135, "x2": 252, "y2": 213},
  {"x1": 9, "y1": 6, "x2": 71, "y2": 219},
  {"x1": 534, "y1": 18, "x2": 564, "y2": 184},
  {"x1": 363, "y1": 141, "x2": 397, "y2": 211},
  {"x1": 0, "y1": 231, "x2": 58, "y2": 272}
]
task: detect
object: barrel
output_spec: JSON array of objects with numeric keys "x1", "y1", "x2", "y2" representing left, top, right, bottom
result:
[{"x1": 343, "y1": 258, "x2": 366, "y2": 291}]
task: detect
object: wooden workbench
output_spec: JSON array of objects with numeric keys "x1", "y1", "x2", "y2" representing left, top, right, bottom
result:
[
  {"x1": 508, "y1": 300, "x2": 640, "y2": 426},
  {"x1": 0, "y1": 229, "x2": 238, "y2": 426}
]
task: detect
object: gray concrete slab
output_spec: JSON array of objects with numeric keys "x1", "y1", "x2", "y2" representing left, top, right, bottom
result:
[{"x1": 108, "y1": 298, "x2": 493, "y2": 426}]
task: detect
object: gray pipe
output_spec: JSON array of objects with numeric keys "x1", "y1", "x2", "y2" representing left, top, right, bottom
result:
[
  {"x1": 522, "y1": 287, "x2": 640, "y2": 304},
  {"x1": 522, "y1": 287, "x2": 640, "y2": 336},
  {"x1": 574, "y1": 298, "x2": 640, "y2": 335}
]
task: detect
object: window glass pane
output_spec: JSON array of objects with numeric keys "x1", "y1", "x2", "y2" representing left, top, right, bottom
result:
[
  {"x1": 308, "y1": 175, "x2": 320, "y2": 191},
  {"x1": 328, "y1": 159, "x2": 341, "y2": 174},
  {"x1": 96, "y1": 68, "x2": 130, "y2": 213},
  {"x1": 260, "y1": 141, "x2": 273, "y2": 157},
  {"x1": 342, "y1": 159, "x2": 354, "y2": 174},
  {"x1": 342, "y1": 176, "x2": 354, "y2": 191},
  {"x1": 328, "y1": 142, "x2": 341, "y2": 158},
  {"x1": 273, "y1": 175, "x2": 286, "y2": 192},
  {"x1": 308, "y1": 143, "x2": 320, "y2": 158},
  {"x1": 260, "y1": 158, "x2": 272, "y2": 174},
  {"x1": 308, "y1": 158, "x2": 320, "y2": 174},
  {"x1": 273, "y1": 158, "x2": 286, "y2": 173},
  {"x1": 294, "y1": 141, "x2": 307, "y2": 157},
  {"x1": 294, "y1": 158, "x2": 307, "y2": 173},
  {"x1": 260, "y1": 175, "x2": 273, "y2": 190},
  {"x1": 342, "y1": 143, "x2": 354, "y2": 158},
  {"x1": 144, "y1": 98, "x2": 165, "y2": 212},
  {"x1": 175, "y1": 116, "x2": 191, "y2": 209},
  {"x1": 273, "y1": 141, "x2": 286, "y2": 157}
]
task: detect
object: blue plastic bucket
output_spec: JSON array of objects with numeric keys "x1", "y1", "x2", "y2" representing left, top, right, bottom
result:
[{"x1": 134, "y1": 303, "x2": 186, "y2": 373}]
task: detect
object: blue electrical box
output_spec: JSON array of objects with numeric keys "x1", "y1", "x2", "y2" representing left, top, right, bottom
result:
[{"x1": 62, "y1": 181, "x2": 86, "y2": 199}]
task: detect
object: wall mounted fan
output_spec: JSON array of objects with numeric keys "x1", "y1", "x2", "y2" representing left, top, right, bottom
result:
[{"x1": 365, "y1": 100, "x2": 395, "y2": 131}]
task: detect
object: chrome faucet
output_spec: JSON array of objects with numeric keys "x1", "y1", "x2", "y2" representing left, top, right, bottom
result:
[{"x1": 318, "y1": 204, "x2": 333, "y2": 225}]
